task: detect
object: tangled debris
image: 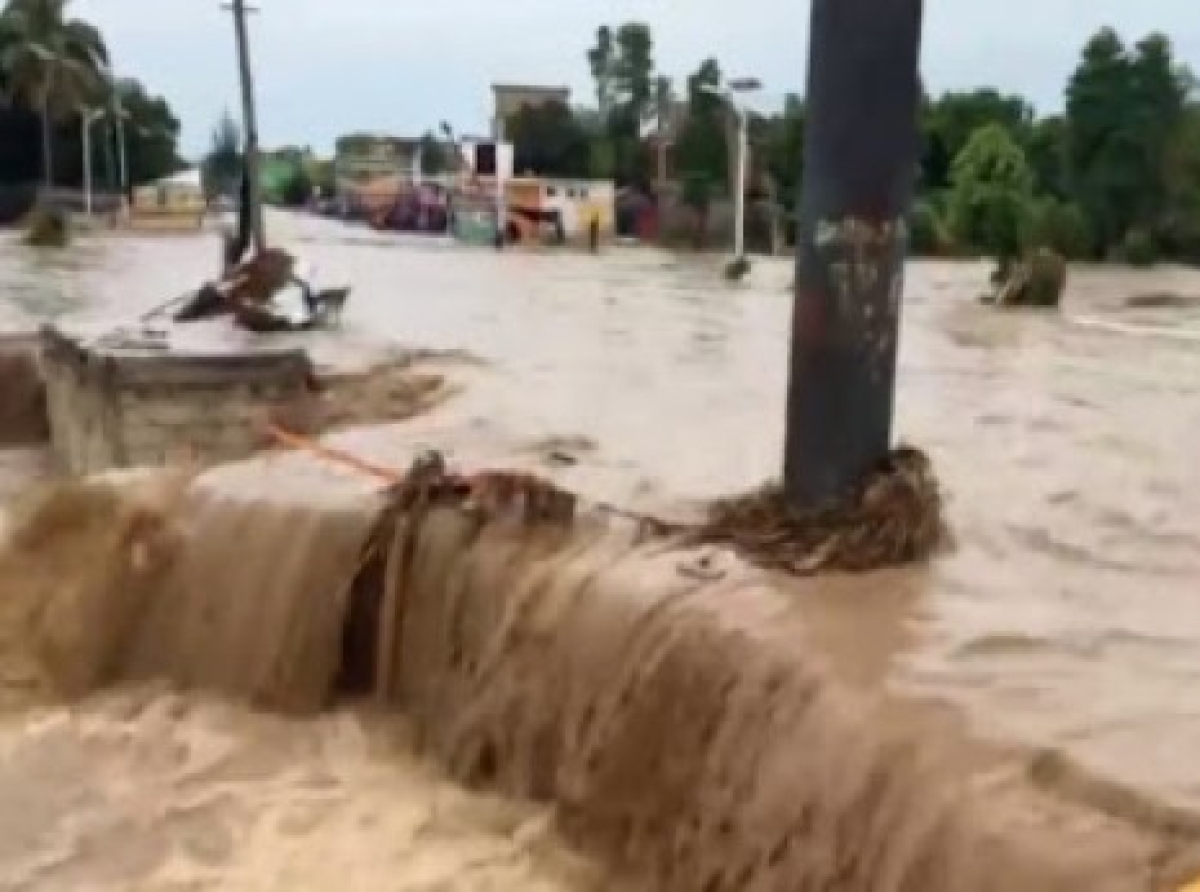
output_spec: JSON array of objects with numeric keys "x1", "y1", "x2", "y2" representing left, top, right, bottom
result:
[
  {"x1": 171, "y1": 247, "x2": 350, "y2": 332},
  {"x1": 363, "y1": 445, "x2": 945, "y2": 576},
  {"x1": 690, "y1": 446, "x2": 945, "y2": 573},
  {"x1": 984, "y1": 248, "x2": 1067, "y2": 309},
  {"x1": 22, "y1": 205, "x2": 70, "y2": 248},
  {"x1": 723, "y1": 256, "x2": 752, "y2": 282}
]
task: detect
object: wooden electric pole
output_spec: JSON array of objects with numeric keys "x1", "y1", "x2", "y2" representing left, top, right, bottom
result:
[
  {"x1": 782, "y1": 0, "x2": 923, "y2": 508},
  {"x1": 224, "y1": 0, "x2": 266, "y2": 254}
]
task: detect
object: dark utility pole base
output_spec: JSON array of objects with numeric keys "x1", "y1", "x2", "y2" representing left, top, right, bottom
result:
[{"x1": 783, "y1": 0, "x2": 924, "y2": 509}]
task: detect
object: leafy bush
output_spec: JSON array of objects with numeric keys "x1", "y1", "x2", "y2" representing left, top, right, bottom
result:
[
  {"x1": 280, "y1": 168, "x2": 314, "y2": 208},
  {"x1": 1028, "y1": 198, "x2": 1093, "y2": 259},
  {"x1": 947, "y1": 123, "x2": 1035, "y2": 265},
  {"x1": 1117, "y1": 227, "x2": 1157, "y2": 266},
  {"x1": 908, "y1": 199, "x2": 941, "y2": 256}
]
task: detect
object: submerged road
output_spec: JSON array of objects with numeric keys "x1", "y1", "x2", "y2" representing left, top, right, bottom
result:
[{"x1": 2, "y1": 212, "x2": 1200, "y2": 814}]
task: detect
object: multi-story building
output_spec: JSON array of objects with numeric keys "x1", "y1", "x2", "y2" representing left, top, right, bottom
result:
[{"x1": 333, "y1": 134, "x2": 422, "y2": 194}]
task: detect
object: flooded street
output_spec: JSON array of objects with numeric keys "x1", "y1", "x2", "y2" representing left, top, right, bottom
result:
[
  {"x1": 2, "y1": 211, "x2": 1200, "y2": 882},
  {"x1": 0, "y1": 687, "x2": 601, "y2": 891}
]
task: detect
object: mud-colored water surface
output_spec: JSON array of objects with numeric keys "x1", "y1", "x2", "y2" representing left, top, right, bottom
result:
[
  {"x1": 0, "y1": 687, "x2": 601, "y2": 891},
  {"x1": 2, "y1": 214, "x2": 1200, "y2": 884}
]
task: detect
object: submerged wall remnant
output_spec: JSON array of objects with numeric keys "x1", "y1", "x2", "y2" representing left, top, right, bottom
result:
[
  {"x1": 40, "y1": 323, "x2": 313, "y2": 474},
  {"x1": 36, "y1": 322, "x2": 456, "y2": 475},
  {"x1": 0, "y1": 333, "x2": 49, "y2": 446},
  {"x1": 3, "y1": 452, "x2": 1199, "y2": 890},
  {"x1": 14, "y1": 458, "x2": 1200, "y2": 888}
]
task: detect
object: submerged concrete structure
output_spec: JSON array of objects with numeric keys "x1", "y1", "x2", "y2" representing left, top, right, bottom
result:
[
  {"x1": 40, "y1": 323, "x2": 311, "y2": 474},
  {"x1": 5, "y1": 438, "x2": 1196, "y2": 890},
  {"x1": 37, "y1": 321, "x2": 453, "y2": 475}
]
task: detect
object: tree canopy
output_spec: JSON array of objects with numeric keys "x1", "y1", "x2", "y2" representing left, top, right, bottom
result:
[
  {"x1": 505, "y1": 100, "x2": 591, "y2": 179},
  {"x1": 202, "y1": 109, "x2": 241, "y2": 198},
  {"x1": 0, "y1": 0, "x2": 182, "y2": 197},
  {"x1": 947, "y1": 122, "x2": 1034, "y2": 270}
]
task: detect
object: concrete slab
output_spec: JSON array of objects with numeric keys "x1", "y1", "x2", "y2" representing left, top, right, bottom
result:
[{"x1": 35, "y1": 319, "x2": 457, "y2": 477}]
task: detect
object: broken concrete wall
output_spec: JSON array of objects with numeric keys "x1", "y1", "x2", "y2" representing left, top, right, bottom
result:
[
  {"x1": 38, "y1": 324, "x2": 312, "y2": 474},
  {"x1": 2, "y1": 459, "x2": 1194, "y2": 890},
  {"x1": 0, "y1": 333, "x2": 48, "y2": 447}
]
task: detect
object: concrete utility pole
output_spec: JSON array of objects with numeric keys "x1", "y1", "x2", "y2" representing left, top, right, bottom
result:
[
  {"x1": 782, "y1": 0, "x2": 923, "y2": 508},
  {"x1": 224, "y1": 0, "x2": 266, "y2": 254}
]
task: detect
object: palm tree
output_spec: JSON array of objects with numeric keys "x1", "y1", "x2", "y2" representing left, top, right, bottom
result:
[{"x1": 0, "y1": 0, "x2": 108, "y2": 189}]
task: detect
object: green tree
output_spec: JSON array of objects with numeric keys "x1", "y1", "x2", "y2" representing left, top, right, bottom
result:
[
  {"x1": 115, "y1": 77, "x2": 180, "y2": 185},
  {"x1": 417, "y1": 131, "x2": 450, "y2": 176},
  {"x1": 202, "y1": 109, "x2": 241, "y2": 199},
  {"x1": 587, "y1": 25, "x2": 615, "y2": 119},
  {"x1": 680, "y1": 172, "x2": 713, "y2": 249},
  {"x1": 947, "y1": 122, "x2": 1034, "y2": 272},
  {"x1": 674, "y1": 58, "x2": 727, "y2": 196},
  {"x1": 613, "y1": 23, "x2": 654, "y2": 128},
  {"x1": 1158, "y1": 103, "x2": 1200, "y2": 261},
  {"x1": 921, "y1": 89, "x2": 1034, "y2": 193},
  {"x1": 280, "y1": 166, "x2": 312, "y2": 207},
  {"x1": 1063, "y1": 28, "x2": 1179, "y2": 255},
  {"x1": 585, "y1": 21, "x2": 658, "y2": 186},
  {"x1": 760, "y1": 93, "x2": 804, "y2": 215},
  {"x1": 505, "y1": 100, "x2": 591, "y2": 178},
  {"x1": 1025, "y1": 115, "x2": 1067, "y2": 199},
  {"x1": 908, "y1": 197, "x2": 950, "y2": 256},
  {"x1": 0, "y1": 0, "x2": 108, "y2": 188},
  {"x1": 1126, "y1": 34, "x2": 1191, "y2": 232},
  {"x1": 1028, "y1": 196, "x2": 1092, "y2": 259}
]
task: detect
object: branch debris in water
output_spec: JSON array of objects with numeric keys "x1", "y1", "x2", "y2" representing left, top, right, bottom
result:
[
  {"x1": 688, "y1": 446, "x2": 946, "y2": 574},
  {"x1": 376, "y1": 445, "x2": 945, "y2": 576}
]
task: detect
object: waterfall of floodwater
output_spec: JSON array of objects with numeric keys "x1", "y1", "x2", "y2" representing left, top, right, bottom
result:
[
  {"x1": 3, "y1": 215, "x2": 1200, "y2": 889},
  {"x1": 0, "y1": 460, "x2": 1192, "y2": 891}
]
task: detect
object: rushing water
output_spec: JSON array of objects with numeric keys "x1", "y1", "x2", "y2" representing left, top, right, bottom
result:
[{"x1": 2, "y1": 213, "x2": 1200, "y2": 871}]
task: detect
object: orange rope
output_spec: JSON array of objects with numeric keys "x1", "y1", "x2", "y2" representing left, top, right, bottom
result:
[
  {"x1": 262, "y1": 421, "x2": 404, "y2": 486},
  {"x1": 261, "y1": 420, "x2": 673, "y2": 533}
]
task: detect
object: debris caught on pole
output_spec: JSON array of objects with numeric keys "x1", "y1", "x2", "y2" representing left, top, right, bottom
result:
[
  {"x1": 224, "y1": 0, "x2": 266, "y2": 254},
  {"x1": 782, "y1": 0, "x2": 924, "y2": 508}
]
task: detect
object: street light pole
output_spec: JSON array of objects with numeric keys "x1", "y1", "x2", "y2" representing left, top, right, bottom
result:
[
  {"x1": 702, "y1": 78, "x2": 759, "y2": 263},
  {"x1": 223, "y1": 0, "x2": 266, "y2": 254},
  {"x1": 79, "y1": 107, "x2": 105, "y2": 217},
  {"x1": 782, "y1": 0, "x2": 923, "y2": 508},
  {"x1": 114, "y1": 105, "x2": 128, "y2": 197},
  {"x1": 733, "y1": 104, "x2": 749, "y2": 259}
]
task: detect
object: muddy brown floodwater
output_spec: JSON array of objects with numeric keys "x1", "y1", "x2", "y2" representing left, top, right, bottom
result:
[{"x1": 2, "y1": 213, "x2": 1200, "y2": 885}]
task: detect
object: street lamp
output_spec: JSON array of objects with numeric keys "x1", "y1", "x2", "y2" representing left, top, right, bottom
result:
[
  {"x1": 701, "y1": 78, "x2": 761, "y2": 263},
  {"x1": 79, "y1": 106, "x2": 107, "y2": 216}
]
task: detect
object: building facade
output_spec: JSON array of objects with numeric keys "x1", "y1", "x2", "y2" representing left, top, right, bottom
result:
[{"x1": 333, "y1": 135, "x2": 422, "y2": 195}]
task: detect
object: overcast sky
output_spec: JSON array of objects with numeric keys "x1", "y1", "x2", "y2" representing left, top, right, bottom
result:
[{"x1": 73, "y1": 0, "x2": 1200, "y2": 158}]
